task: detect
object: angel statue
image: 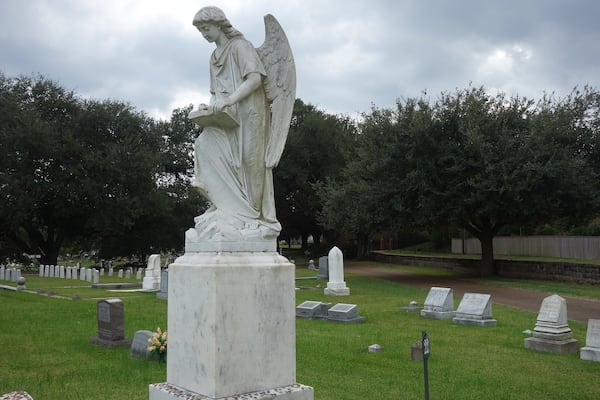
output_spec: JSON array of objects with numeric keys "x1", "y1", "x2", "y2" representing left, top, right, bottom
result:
[{"x1": 185, "y1": 6, "x2": 296, "y2": 251}]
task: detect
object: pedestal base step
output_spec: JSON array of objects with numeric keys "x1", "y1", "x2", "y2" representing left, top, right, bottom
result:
[
  {"x1": 524, "y1": 337, "x2": 579, "y2": 354},
  {"x1": 149, "y1": 382, "x2": 314, "y2": 400}
]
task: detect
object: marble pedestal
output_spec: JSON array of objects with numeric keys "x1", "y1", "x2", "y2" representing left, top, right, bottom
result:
[
  {"x1": 149, "y1": 252, "x2": 313, "y2": 400},
  {"x1": 524, "y1": 336, "x2": 579, "y2": 354}
]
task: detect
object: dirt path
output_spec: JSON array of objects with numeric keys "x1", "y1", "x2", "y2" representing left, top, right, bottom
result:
[{"x1": 345, "y1": 263, "x2": 600, "y2": 323}]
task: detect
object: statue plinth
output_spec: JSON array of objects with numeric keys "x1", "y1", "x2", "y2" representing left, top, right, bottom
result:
[{"x1": 149, "y1": 252, "x2": 313, "y2": 400}]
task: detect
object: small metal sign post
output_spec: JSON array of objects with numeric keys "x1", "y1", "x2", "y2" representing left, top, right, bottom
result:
[{"x1": 422, "y1": 330, "x2": 430, "y2": 400}]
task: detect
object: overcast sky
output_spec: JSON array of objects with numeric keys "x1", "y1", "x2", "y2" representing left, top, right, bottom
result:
[{"x1": 1, "y1": 0, "x2": 598, "y2": 121}]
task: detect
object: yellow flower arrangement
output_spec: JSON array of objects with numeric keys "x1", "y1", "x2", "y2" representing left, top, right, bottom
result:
[{"x1": 148, "y1": 327, "x2": 168, "y2": 363}]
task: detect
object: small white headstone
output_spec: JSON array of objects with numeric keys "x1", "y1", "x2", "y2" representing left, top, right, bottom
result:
[
  {"x1": 452, "y1": 293, "x2": 497, "y2": 326},
  {"x1": 581, "y1": 319, "x2": 600, "y2": 361},
  {"x1": 143, "y1": 254, "x2": 161, "y2": 290},
  {"x1": 421, "y1": 287, "x2": 455, "y2": 319},
  {"x1": 324, "y1": 247, "x2": 349, "y2": 296}
]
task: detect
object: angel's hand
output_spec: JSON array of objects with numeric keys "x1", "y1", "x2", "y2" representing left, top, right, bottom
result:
[{"x1": 213, "y1": 96, "x2": 232, "y2": 112}]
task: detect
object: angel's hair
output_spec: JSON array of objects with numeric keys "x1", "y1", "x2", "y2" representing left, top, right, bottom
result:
[{"x1": 192, "y1": 6, "x2": 244, "y2": 39}]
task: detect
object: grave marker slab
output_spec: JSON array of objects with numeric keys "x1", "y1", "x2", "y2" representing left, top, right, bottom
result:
[
  {"x1": 452, "y1": 293, "x2": 497, "y2": 326},
  {"x1": 524, "y1": 294, "x2": 578, "y2": 354},
  {"x1": 581, "y1": 319, "x2": 600, "y2": 361},
  {"x1": 296, "y1": 301, "x2": 331, "y2": 319},
  {"x1": 420, "y1": 287, "x2": 455, "y2": 319},
  {"x1": 89, "y1": 298, "x2": 131, "y2": 348},
  {"x1": 326, "y1": 303, "x2": 365, "y2": 323}
]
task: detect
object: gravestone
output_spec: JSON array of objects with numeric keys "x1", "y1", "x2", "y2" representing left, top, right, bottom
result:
[
  {"x1": 130, "y1": 329, "x2": 155, "y2": 360},
  {"x1": 38, "y1": 265, "x2": 44, "y2": 277},
  {"x1": 118, "y1": 269, "x2": 123, "y2": 278},
  {"x1": 295, "y1": 301, "x2": 331, "y2": 319},
  {"x1": 156, "y1": 268, "x2": 168, "y2": 300},
  {"x1": 108, "y1": 267, "x2": 114, "y2": 277},
  {"x1": 452, "y1": 293, "x2": 497, "y2": 326},
  {"x1": 80, "y1": 267, "x2": 87, "y2": 281},
  {"x1": 50, "y1": 265, "x2": 55, "y2": 277},
  {"x1": 136, "y1": 269, "x2": 142, "y2": 280},
  {"x1": 326, "y1": 303, "x2": 365, "y2": 323},
  {"x1": 324, "y1": 247, "x2": 349, "y2": 296},
  {"x1": 307, "y1": 260, "x2": 317, "y2": 271},
  {"x1": 72, "y1": 268, "x2": 78, "y2": 280},
  {"x1": 420, "y1": 287, "x2": 455, "y2": 319},
  {"x1": 143, "y1": 254, "x2": 161, "y2": 290},
  {"x1": 524, "y1": 294, "x2": 578, "y2": 354},
  {"x1": 44, "y1": 265, "x2": 49, "y2": 277},
  {"x1": 0, "y1": 266, "x2": 4, "y2": 280},
  {"x1": 93, "y1": 269, "x2": 100, "y2": 284},
  {"x1": 318, "y1": 256, "x2": 328, "y2": 279},
  {"x1": 401, "y1": 300, "x2": 423, "y2": 312},
  {"x1": 66, "y1": 267, "x2": 72, "y2": 279},
  {"x1": 86, "y1": 268, "x2": 93, "y2": 282},
  {"x1": 58, "y1": 266, "x2": 64, "y2": 279},
  {"x1": 580, "y1": 319, "x2": 600, "y2": 361},
  {"x1": 89, "y1": 298, "x2": 131, "y2": 348}
]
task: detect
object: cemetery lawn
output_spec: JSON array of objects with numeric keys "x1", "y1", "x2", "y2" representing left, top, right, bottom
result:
[{"x1": 1, "y1": 270, "x2": 599, "y2": 399}]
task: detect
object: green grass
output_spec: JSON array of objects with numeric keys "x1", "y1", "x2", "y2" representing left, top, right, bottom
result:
[{"x1": 1, "y1": 269, "x2": 599, "y2": 400}]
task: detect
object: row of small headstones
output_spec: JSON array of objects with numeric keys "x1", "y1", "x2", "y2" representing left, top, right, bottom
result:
[
  {"x1": 0, "y1": 266, "x2": 22, "y2": 282},
  {"x1": 37, "y1": 264, "x2": 145, "y2": 282}
]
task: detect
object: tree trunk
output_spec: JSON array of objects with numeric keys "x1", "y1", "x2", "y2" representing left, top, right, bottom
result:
[
  {"x1": 301, "y1": 234, "x2": 309, "y2": 250},
  {"x1": 478, "y1": 232, "x2": 496, "y2": 277}
]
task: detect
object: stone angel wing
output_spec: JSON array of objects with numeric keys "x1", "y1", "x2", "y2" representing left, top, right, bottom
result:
[{"x1": 256, "y1": 14, "x2": 296, "y2": 169}]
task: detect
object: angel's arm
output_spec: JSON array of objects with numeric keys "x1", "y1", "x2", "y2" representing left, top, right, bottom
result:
[{"x1": 214, "y1": 72, "x2": 262, "y2": 111}]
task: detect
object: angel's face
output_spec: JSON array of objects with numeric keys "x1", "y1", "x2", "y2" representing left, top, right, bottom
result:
[{"x1": 196, "y1": 22, "x2": 220, "y2": 43}]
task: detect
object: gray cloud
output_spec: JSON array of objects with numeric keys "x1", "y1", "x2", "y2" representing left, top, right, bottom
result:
[{"x1": 1, "y1": 0, "x2": 598, "y2": 120}]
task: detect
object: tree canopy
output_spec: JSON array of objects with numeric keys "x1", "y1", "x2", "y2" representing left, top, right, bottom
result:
[
  {"x1": 320, "y1": 86, "x2": 600, "y2": 274},
  {"x1": 0, "y1": 73, "x2": 204, "y2": 264}
]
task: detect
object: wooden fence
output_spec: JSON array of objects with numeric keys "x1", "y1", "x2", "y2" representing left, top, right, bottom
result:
[{"x1": 452, "y1": 236, "x2": 600, "y2": 260}]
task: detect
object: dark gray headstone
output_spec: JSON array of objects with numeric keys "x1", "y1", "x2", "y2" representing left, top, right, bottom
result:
[
  {"x1": 156, "y1": 269, "x2": 168, "y2": 300},
  {"x1": 89, "y1": 298, "x2": 131, "y2": 347},
  {"x1": 130, "y1": 330, "x2": 154, "y2": 359},
  {"x1": 318, "y1": 256, "x2": 328, "y2": 279}
]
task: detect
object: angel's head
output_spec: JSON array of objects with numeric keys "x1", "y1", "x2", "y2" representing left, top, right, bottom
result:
[{"x1": 193, "y1": 6, "x2": 244, "y2": 40}]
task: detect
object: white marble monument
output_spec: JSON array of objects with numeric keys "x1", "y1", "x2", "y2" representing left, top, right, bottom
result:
[
  {"x1": 524, "y1": 294, "x2": 579, "y2": 354},
  {"x1": 149, "y1": 7, "x2": 312, "y2": 400},
  {"x1": 143, "y1": 254, "x2": 161, "y2": 291},
  {"x1": 580, "y1": 319, "x2": 600, "y2": 361},
  {"x1": 324, "y1": 246, "x2": 350, "y2": 296}
]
